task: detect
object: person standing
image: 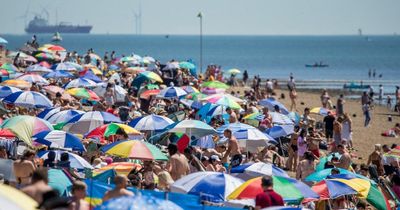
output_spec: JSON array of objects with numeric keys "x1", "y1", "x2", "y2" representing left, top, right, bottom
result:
[
  {"x1": 332, "y1": 117, "x2": 343, "y2": 151},
  {"x1": 323, "y1": 111, "x2": 335, "y2": 144},
  {"x1": 70, "y1": 181, "x2": 90, "y2": 210},
  {"x1": 255, "y1": 176, "x2": 284, "y2": 209},
  {"x1": 363, "y1": 103, "x2": 371, "y2": 127},
  {"x1": 334, "y1": 144, "x2": 352, "y2": 170},
  {"x1": 341, "y1": 113, "x2": 353, "y2": 149},
  {"x1": 103, "y1": 175, "x2": 134, "y2": 201},
  {"x1": 286, "y1": 126, "x2": 300, "y2": 171},
  {"x1": 166, "y1": 144, "x2": 190, "y2": 181},
  {"x1": 296, "y1": 151, "x2": 317, "y2": 184},
  {"x1": 222, "y1": 129, "x2": 242, "y2": 168},
  {"x1": 367, "y1": 144, "x2": 384, "y2": 176},
  {"x1": 242, "y1": 70, "x2": 248, "y2": 86},
  {"x1": 287, "y1": 76, "x2": 297, "y2": 111},
  {"x1": 336, "y1": 94, "x2": 345, "y2": 116},
  {"x1": 379, "y1": 84, "x2": 384, "y2": 104}
]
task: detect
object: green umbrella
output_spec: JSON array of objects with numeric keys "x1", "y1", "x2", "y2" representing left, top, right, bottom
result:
[
  {"x1": 202, "y1": 81, "x2": 230, "y2": 89},
  {"x1": 179, "y1": 61, "x2": 195, "y2": 69}
]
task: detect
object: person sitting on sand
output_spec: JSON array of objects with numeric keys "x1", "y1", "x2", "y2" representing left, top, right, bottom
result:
[
  {"x1": 103, "y1": 175, "x2": 134, "y2": 202},
  {"x1": 296, "y1": 151, "x2": 316, "y2": 184}
]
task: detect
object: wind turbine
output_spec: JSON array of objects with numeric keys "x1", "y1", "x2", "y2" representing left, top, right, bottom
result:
[
  {"x1": 14, "y1": 0, "x2": 32, "y2": 27},
  {"x1": 131, "y1": 0, "x2": 142, "y2": 35}
]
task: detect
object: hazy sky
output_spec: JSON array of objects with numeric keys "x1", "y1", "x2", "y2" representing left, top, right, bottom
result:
[{"x1": 1, "y1": 0, "x2": 399, "y2": 35}]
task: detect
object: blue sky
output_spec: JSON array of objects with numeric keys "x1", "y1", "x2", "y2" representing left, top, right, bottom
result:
[{"x1": 1, "y1": 0, "x2": 399, "y2": 35}]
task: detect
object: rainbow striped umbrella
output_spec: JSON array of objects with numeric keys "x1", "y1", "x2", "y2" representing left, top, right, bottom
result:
[
  {"x1": 182, "y1": 86, "x2": 199, "y2": 94},
  {"x1": 0, "y1": 115, "x2": 53, "y2": 145},
  {"x1": 1, "y1": 79, "x2": 32, "y2": 89},
  {"x1": 35, "y1": 52, "x2": 55, "y2": 60},
  {"x1": 94, "y1": 162, "x2": 142, "y2": 176},
  {"x1": 185, "y1": 92, "x2": 206, "y2": 101},
  {"x1": 85, "y1": 123, "x2": 141, "y2": 140},
  {"x1": 312, "y1": 174, "x2": 390, "y2": 210},
  {"x1": 139, "y1": 71, "x2": 163, "y2": 82},
  {"x1": 228, "y1": 176, "x2": 319, "y2": 203},
  {"x1": 0, "y1": 63, "x2": 18, "y2": 73},
  {"x1": 101, "y1": 140, "x2": 168, "y2": 161},
  {"x1": 202, "y1": 81, "x2": 230, "y2": 89},
  {"x1": 205, "y1": 94, "x2": 241, "y2": 109},
  {"x1": 66, "y1": 88, "x2": 100, "y2": 101},
  {"x1": 16, "y1": 73, "x2": 49, "y2": 85}
]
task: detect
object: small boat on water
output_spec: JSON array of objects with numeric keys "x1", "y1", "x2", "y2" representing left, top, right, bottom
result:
[
  {"x1": 52, "y1": 32, "x2": 62, "y2": 42},
  {"x1": 305, "y1": 63, "x2": 329, "y2": 68},
  {"x1": 343, "y1": 82, "x2": 371, "y2": 90}
]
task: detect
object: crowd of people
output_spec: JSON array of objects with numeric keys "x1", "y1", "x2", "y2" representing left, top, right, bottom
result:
[{"x1": 0, "y1": 38, "x2": 399, "y2": 210}]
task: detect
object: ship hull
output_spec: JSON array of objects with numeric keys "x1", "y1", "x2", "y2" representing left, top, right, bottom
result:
[{"x1": 25, "y1": 25, "x2": 92, "y2": 34}]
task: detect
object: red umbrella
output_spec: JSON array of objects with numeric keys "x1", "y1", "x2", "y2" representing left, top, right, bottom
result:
[
  {"x1": 39, "y1": 61, "x2": 51, "y2": 68},
  {"x1": 0, "y1": 129, "x2": 16, "y2": 138},
  {"x1": 0, "y1": 69, "x2": 9, "y2": 76},
  {"x1": 140, "y1": 89, "x2": 160, "y2": 99}
]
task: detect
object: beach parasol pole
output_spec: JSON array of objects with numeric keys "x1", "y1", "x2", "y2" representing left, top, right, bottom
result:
[{"x1": 197, "y1": 12, "x2": 203, "y2": 74}]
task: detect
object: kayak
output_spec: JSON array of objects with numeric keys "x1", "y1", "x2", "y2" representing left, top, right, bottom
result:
[{"x1": 305, "y1": 64, "x2": 329, "y2": 68}]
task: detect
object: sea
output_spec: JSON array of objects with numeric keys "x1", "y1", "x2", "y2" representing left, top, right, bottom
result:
[{"x1": 2, "y1": 34, "x2": 400, "y2": 95}]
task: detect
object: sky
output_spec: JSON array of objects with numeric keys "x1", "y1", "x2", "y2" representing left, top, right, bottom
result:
[{"x1": 1, "y1": 0, "x2": 400, "y2": 35}]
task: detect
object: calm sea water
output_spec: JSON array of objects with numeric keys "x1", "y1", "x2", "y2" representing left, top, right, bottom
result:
[{"x1": 3, "y1": 34, "x2": 400, "y2": 92}]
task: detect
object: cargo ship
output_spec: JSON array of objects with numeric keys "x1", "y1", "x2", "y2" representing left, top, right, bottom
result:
[{"x1": 25, "y1": 16, "x2": 92, "y2": 34}]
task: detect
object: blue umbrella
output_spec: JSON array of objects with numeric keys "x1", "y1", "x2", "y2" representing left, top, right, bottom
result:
[
  {"x1": 217, "y1": 123, "x2": 276, "y2": 146},
  {"x1": 52, "y1": 62, "x2": 77, "y2": 71},
  {"x1": 128, "y1": 114, "x2": 174, "y2": 131},
  {"x1": 95, "y1": 195, "x2": 183, "y2": 210},
  {"x1": 81, "y1": 71, "x2": 102, "y2": 83},
  {"x1": 0, "y1": 85, "x2": 21, "y2": 98},
  {"x1": 179, "y1": 99, "x2": 203, "y2": 109},
  {"x1": 33, "y1": 130, "x2": 85, "y2": 151},
  {"x1": 37, "y1": 107, "x2": 61, "y2": 120},
  {"x1": 231, "y1": 162, "x2": 289, "y2": 180},
  {"x1": 108, "y1": 64, "x2": 120, "y2": 71},
  {"x1": 3, "y1": 91, "x2": 53, "y2": 108},
  {"x1": 259, "y1": 98, "x2": 289, "y2": 115},
  {"x1": 43, "y1": 70, "x2": 74, "y2": 79},
  {"x1": 266, "y1": 125, "x2": 294, "y2": 139},
  {"x1": 46, "y1": 109, "x2": 85, "y2": 124},
  {"x1": 64, "y1": 78, "x2": 97, "y2": 89},
  {"x1": 157, "y1": 86, "x2": 187, "y2": 98},
  {"x1": 305, "y1": 168, "x2": 370, "y2": 182},
  {"x1": 62, "y1": 111, "x2": 121, "y2": 134}
]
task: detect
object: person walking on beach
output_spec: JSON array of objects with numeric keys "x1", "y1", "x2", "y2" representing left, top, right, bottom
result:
[
  {"x1": 287, "y1": 76, "x2": 297, "y2": 111},
  {"x1": 363, "y1": 103, "x2": 371, "y2": 127},
  {"x1": 103, "y1": 175, "x2": 134, "y2": 201},
  {"x1": 336, "y1": 94, "x2": 345, "y2": 116},
  {"x1": 286, "y1": 126, "x2": 300, "y2": 171},
  {"x1": 332, "y1": 117, "x2": 343, "y2": 151},
  {"x1": 242, "y1": 70, "x2": 248, "y2": 86},
  {"x1": 323, "y1": 111, "x2": 335, "y2": 143},
  {"x1": 341, "y1": 113, "x2": 353, "y2": 149},
  {"x1": 255, "y1": 176, "x2": 284, "y2": 209},
  {"x1": 379, "y1": 84, "x2": 384, "y2": 104},
  {"x1": 320, "y1": 89, "x2": 332, "y2": 109}
]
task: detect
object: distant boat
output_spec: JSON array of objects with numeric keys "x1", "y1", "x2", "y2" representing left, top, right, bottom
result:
[
  {"x1": 343, "y1": 82, "x2": 371, "y2": 90},
  {"x1": 52, "y1": 32, "x2": 62, "y2": 42},
  {"x1": 25, "y1": 15, "x2": 92, "y2": 34},
  {"x1": 305, "y1": 63, "x2": 329, "y2": 68}
]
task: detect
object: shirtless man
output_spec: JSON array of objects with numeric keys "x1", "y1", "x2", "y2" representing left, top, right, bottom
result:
[
  {"x1": 367, "y1": 144, "x2": 384, "y2": 176},
  {"x1": 334, "y1": 144, "x2": 351, "y2": 170},
  {"x1": 222, "y1": 129, "x2": 242, "y2": 168},
  {"x1": 308, "y1": 127, "x2": 323, "y2": 158},
  {"x1": 166, "y1": 144, "x2": 190, "y2": 180},
  {"x1": 103, "y1": 175, "x2": 134, "y2": 202},
  {"x1": 14, "y1": 149, "x2": 36, "y2": 185},
  {"x1": 70, "y1": 181, "x2": 90, "y2": 210},
  {"x1": 226, "y1": 108, "x2": 238, "y2": 123},
  {"x1": 21, "y1": 168, "x2": 53, "y2": 204}
]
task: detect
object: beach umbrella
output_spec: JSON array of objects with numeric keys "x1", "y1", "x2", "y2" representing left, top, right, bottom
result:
[
  {"x1": 179, "y1": 61, "x2": 195, "y2": 69},
  {"x1": 94, "y1": 162, "x2": 142, "y2": 176},
  {"x1": 203, "y1": 93, "x2": 244, "y2": 103},
  {"x1": 140, "y1": 89, "x2": 160, "y2": 99},
  {"x1": 157, "y1": 86, "x2": 187, "y2": 98},
  {"x1": 202, "y1": 81, "x2": 230, "y2": 89},
  {"x1": 243, "y1": 112, "x2": 264, "y2": 121},
  {"x1": 16, "y1": 73, "x2": 49, "y2": 85},
  {"x1": 287, "y1": 112, "x2": 301, "y2": 125},
  {"x1": 23, "y1": 55, "x2": 38, "y2": 63},
  {"x1": 201, "y1": 87, "x2": 226, "y2": 95},
  {"x1": 128, "y1": 114, "x2": 174, "y2": 131},
  {"x1": 132, "y1": 71, "x2": 163, "y2": 88},
  {"x1": 167, "y1": 120, "x2": 217, "y2": 140},
  {"x1": 52, "y1": 62, "x2": 78, "y2": 71},
  {"x1": 310, "y1": 107, "x2": 335, "y2": 116},
  {"x1": 80, "y1": 70, "x2": 102, "y2": 82},
  {"x1": 163, "y1": 61, "x2": 180, "y2": 70},
  {"x1": 101, "y1": 140, "x2": 168, "y2": 161},
  {"x1": 0, "y1": 37, "x2": 8, "y2": 44},
  {"x1": 26, "y1": 64, "x2": 53, "y2": 73},
  {"x1": 96, "y1": 195, "x2": 183, "y2": 210},
  {"x1": 46, "y1": 45, "x2": 66, "y2": 51},
  {"x1": 0, "y1": 63, "x2": 18, "y2": 73},
  {"x1": 8, "y1": 51, "x2": 28, "y2": 58},
  {"x1": 48, "y1": 169, "x2": 73, "y2": 196},
  {"x1": 266, "y1": 125, "x2": 294, "y2": 139},
  {"x1": 227, "y1": 68, "x2": 241, "y2": 75},
  {"x1": 228, "y1": 176, "x2": 319, "y2": 203},
  {"x1": 38, "y1": 150, "x2": 93, "y2": 170},
  {"x1": 0, "y1": 128, "x2": 16, "y2": 138},
  {"x1": 64, "y1": 78, "x2": 97, "y2": 89},
  {"x1": 3, "y1": 91, "x2": 53, "y2": 108},
  {"x1": 46, "y1": 109, "x2": 85, "y2": 124},
  {"x1": 123, "y1": 67, "x2": 146, "y2": 74},
  {"x1": 0, "y1": 184, "x2": 38, "y2": 210},
  {"x1": 0, "y1": 115, "x2": 53, "y2": 145},
  {"x1": 0, "y1": 69, "x2": 9, "y2": 77},
  {"x1": 142, "y1": 56, "x2": 156, "y2": 63},
  {"x1": 0, "y1": 159, "x2": 16, "y2": 182},
  {"x1": 39, "y1": 61, "x2": 51, "y2": 68},
  {"x1": 185, "y1": 92, "x2": 206, "y2": 101},
  {"x1": 171, "y1": 171, "x2": 243, "y2": 203},
  {"x1": 35, "y1": 52, "x2": 55, "y2": 60},
  {"x1": 85, "y1": 123, "x2": 141, "y2": 140},
  {"x1": 37, "y1": 107, "x2": 61, "y2": 120},
  {"x1": 217, "y1": 123, "x2": 276, "y2": 147},
  {"x1": 33, "y1": 130, "x2": 85, "y2": 151},
  {"x1": 108, "y1": 64, "x2": 120, "y2": 71},
  {"x1": 315, "y1": 152, "x2": 341, "y2": 171},
  {"x1": 0, "y1": 79, "x2": 31, "y2": 89},
  {"x1": 313, "y1": 174, "x2": 390, "y2": 210},
  {"x1": 259, "y1": 98, "x2": 289, "y2": 115},
  {"x1": 66, "y1": 88, "x2": 101, "y2": 101},
  {"x1": 92, "y1": 83, "x2": 128, "y2": 102},
  {"x1": 42, "y1": 85, "x2": 65, "y2": 95},
  {"x1": 180, "y1": 99, "x2": 203, "y2": 109},
  {"x1": 269, "y1": 112, "x2": 294, "y2": 125},
  {"x1": 305, "y1": 168, "x2": 369, "y2": 182},
  {"x1": 62, "y1": 111, "x2": 122, "y2": 134},
  {"x1": 43, "y1": 70, "x2": 74, "y2": 79},
  {"x1": 205, "y1": 94, "x2": 241, "y2": 109},
  {"x1": 230, "y1": 162, "x2": 289, "y2": 180},
  {"x1": 181, "y1": 86, "x2": 199, "y2": 94},
  {"x1": 0, "y1": 85, "x2": 21, "y2": 98},
  {"x1": 120, "y1": 56, "x2": 136, "y2": 63}
]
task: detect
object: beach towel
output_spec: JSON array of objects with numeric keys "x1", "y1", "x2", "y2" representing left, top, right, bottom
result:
[{"x1": 381, "y1": 129, "x2": 397, "y2": 137}]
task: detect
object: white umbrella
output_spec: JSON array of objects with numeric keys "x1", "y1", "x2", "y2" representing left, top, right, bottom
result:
[{"x1": 93, "y1": 82, "x2": 127, "y2": 102}]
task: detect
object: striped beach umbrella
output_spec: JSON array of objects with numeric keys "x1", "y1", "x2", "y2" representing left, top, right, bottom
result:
[
  {"x1": 101, "y1": 140, "x2": 168, "y2": 161},
  {"x1": 26, "y1": 64, "x2": 53, "y2": 73},
  {"x1": 230, "y1": 162, "x2": 289, "y2": 180},
  {"x1": 94, "y1": 162, "x2": 142, "y2": 176},
  {"x1": 64, "y1": 78, "x2": 97, "y2": 89},
  {"x1": 52, "y1": 62, "x2": 78, "y2": 71},
  {"x1": 269, "y1": 112, "x2": 294, "y2": 125},
  {"x1": 46, "y1": 109, "x2": 85, "y2": 124},
  {"x1": 305, "y1": 168, "x2": 370, "y2": 182},
  {"x1": 228, "y1": 176, "x2": 319, "y2": 203},
  {"x1": 201, "y1": 87, "x2": 226, "y2": 95},
  {"x1": 43, "y1": 70, "x2": 74, "y2": 79},
  {"x1": 179, "y1": 99, "x2": 203, "y2": 109},
  {"x1": 38, "y1": 150, "x2": 93, "y2": 170},
  {"x1": 62, "y1": 111, "x2": 121, "y2": 134},
  {"x1": 266, "y1": 125, "x2": 294, "y2": 138},
  {"x1": 85, "y1": 123, "x2": 141, "y2": 140},
  {"x1": 92, "y1": 83, "x2": 128, "y2": 102},
  {"x1": 33, "y1": 130, "x2": 85, "y2": 152},
  {"x1": 171, "y1": 172, "x2": 244, "y2": 203},
  {"x1": 0, "y1": 85, "x2": 21, "y2": 98},
  {"x1": 66, "y1": 88, "x2": 100, "y2": 101},
  {"x1": 0, "y1": 115, "x2": 53, "y2": 145},
  {"x1": 259, "y1": 98, "x2": 289, "y2": 115},
  {"x1": 167, "y1": 120, "x2": 217, "y2": 140},
  {"x1": 128, "y1": 114, "x2": 174, "y2": 131},
  {"x1": 217, "y1": 123, "x2": 276, "y2": 147},
  {"x1": 37, "y1": 107, "x2": 61, "y2": 120},
  {"x1": 97, "y1": 195, "x2": 183, "y2": 210},
  {"x1": 157, "y1": 86, "x2": 187, "y2": 98},
  {"x1": 0, "y1": 63, "x2": 18, "y2": 73},
  {"x1": 16, "y1": 73, "x2": 49, "y2": 85},
  {"x1": 35, "y1": 52, "x2": 55, "y2": 60},
  {"x1": 3, "y1": 91, "x2": 53, "y2": 108},
  {"x1": 1, "y1": 79, "x2": 32, "y2": 89}
]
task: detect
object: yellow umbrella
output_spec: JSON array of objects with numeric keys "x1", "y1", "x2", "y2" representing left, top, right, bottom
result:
[
  {"x1": 0, "y1": 184, "x2": 38, "y2": 210},
  {"x1": 88, "y1": 68, "x2": 103, "y2": 75},
  {"x1": 1, "y1": 79, "x2": 32, "y2": 89}
]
